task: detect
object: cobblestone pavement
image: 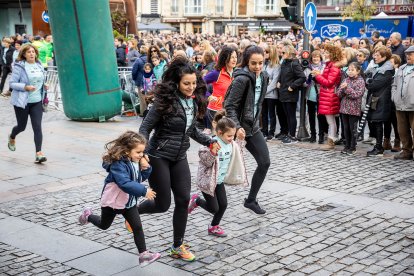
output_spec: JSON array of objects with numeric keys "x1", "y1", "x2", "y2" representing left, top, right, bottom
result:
[
  {"x1": 1, "y1": 155, "x2": 414, "y2": 275},
  {"x1": 0, "y1": 242, "x2": 90, "y2": 276},
  {"x1": 1, "y1": 97, "x2": 414, "y2": 275}
]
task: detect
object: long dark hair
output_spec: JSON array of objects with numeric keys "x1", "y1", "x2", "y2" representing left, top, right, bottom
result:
[
  {"x1": 239, "y1": 45, "x2": 264, "y2": 68},
  {"x1": 215, "y1": 46, "x2": 237, "y2": 71},
  {"x1": 153, "y1": 57, "x2": 207, "y2": 119}
]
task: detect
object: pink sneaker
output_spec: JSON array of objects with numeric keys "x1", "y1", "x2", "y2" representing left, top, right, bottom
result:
[
  {"x1": 208, "y1": 225, "x2": 227, "y2": 237},
  {"x1": 188, "y1": 194, "x2": 199, "y2": 214},
  {"x1": 78, "y1": 207, "x2": 93, "y2": 225},
  {"x1": 139, "y1": 251, "x2": 161, "y2": 267}
]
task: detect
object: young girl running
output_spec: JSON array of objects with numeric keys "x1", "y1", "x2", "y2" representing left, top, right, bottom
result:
[
  {"x1": 335, "y1": 62, "x2": 365, "y2": 155},
  {"x1": 188, "y1": 110, "x2": 248, "y2": 237},
  {"x1": 78, "y1": 131, "x2": 160, "y2": 267}
]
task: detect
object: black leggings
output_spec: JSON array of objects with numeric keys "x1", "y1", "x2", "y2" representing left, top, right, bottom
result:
[
  {"x1": 341, "y1": 114, "x2": 359, "y2": 150},
  {"x1": 138, "y1": 157, "x2": 191, "y2": 248},
  {"x1": 196, "y1": 184, "x2": 227, "y2": 226},
  {"x1": 245, "y1": 131, "x2": 271, "y2": 202},
  {"x1": 261, "y1": 98, "x2": 277, "y2": 136},
  {"x1": 282, "y1": 102, "x2": 298, "y2": 137},
  {"x1": 88, "y1": 207, "x2": 146, "y2": 253},
  {"x1": 384, "y1": 111, "x2": 400, "y2": 140},
  {"x1": 0, "y1": 65, "x2": 11, "y2": 92},
  {"x1": 11, "y1": 101, "x2": 43, "y2": 152},
  {"x1": 307, "y1": 100, "x2": 317, "y2": 136}
]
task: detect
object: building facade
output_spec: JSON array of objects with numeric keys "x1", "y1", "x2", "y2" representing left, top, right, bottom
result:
[{"x1": 137, "y1": 0, "x2": 293, "y2": 35}]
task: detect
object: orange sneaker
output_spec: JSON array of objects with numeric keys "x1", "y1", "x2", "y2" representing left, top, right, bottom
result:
[
  {"x1": 125, "y1": 220, "x2": 133, "y2": 233},
  {"x1": 168, "y1": 244, "x2": 195, "y2": 262}
]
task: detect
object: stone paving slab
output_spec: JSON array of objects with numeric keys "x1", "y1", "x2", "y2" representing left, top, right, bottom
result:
[
  {"x1": 0, "y1": 217, "x2": 108, "y2": 263},
  {"x1": 1, "y1": 182, "x2": 413, "y2": 275}
]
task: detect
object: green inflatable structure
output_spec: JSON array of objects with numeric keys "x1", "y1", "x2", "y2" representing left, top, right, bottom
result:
[{"x1": 47, "y1": 0, "x2": 122, "y2": 121}]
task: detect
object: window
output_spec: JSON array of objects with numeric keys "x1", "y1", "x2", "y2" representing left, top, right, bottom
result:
[
  {"x1": 171, "y1": 0, "x2": 179, "y2": 13},
  {"x1": 216, "y1": 0, "x2": 224, "y2": 13},
  {"x1": 255, "y1": 0, "x2": 276, "y2": 13},
  {"x1": 151, "y1": 0, "x2": 158, "y2": 14},
  {"x1": 185, "y1": 0, "x2": 203, "y2": 15}
]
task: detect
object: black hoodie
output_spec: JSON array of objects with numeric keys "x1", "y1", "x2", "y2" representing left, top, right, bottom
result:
[
  {"x1": 116, "y1": 44, "x2": 127, "y2": 66},
  {"x1": 224, "y1": 67, "x2": 269, "y2": 137}
]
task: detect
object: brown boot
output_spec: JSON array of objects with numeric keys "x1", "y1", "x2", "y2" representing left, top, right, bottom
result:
[
  {"x1": 383, "y1": 138, "x2": 392, "y2": 150},
  {"x1": 321, "y1": 138, "x2": 335, "y2": 151},
  {"x1": 391, "y1": 139, "x2": 401, "y2": 152},
  {"x1": 394, "y1": 151, "x2": 413, "y2": 160}
]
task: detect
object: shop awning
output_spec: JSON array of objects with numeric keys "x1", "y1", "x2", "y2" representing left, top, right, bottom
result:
[{"x1": 137, "y1": 23, "x2": 177, "y2": 31}]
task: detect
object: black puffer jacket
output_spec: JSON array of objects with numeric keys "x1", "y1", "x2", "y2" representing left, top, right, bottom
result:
[
  {"x1": 365, "y1": 60, "x2": 394, "y2": 122},
  {"x1": 278, "y1": 59, "x2": 306, "y2": 103},
  {"x1": 224, "y1": 67, "x2": 269, "y2": 137},
  {"x1": 139, "y1": 94, "x2": 213, "y2": 161}
]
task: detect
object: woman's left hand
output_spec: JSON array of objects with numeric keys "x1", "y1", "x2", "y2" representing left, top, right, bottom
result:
[{"x1": 288, "y1": 86, "x2": 293, "y2": 92}]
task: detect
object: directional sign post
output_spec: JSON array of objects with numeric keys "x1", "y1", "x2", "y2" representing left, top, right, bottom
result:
[
  {"x1": 304, "y1": 2, "x2": 317, "y2": 32},
  {"x1": 42, "y1": 10, "x2": 49, "y2": 24}
]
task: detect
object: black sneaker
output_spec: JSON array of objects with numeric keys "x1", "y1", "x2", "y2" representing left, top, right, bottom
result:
[
  {"x1": 244, "y1": 198, "x2": 266, "y2": 214},
  {"x1": 282, "y1": 136, "x2": 292, "y2": 144},
  {"x1": 335, "y1": 138, "x2": 345, "y2": 145},
  {"x1": 347, "y1": 149, "x2": 356, "y2": 156},
  {"x1": 266, "y1": 135, "x2": 273, "y2": 141},
  {"x1": 366, "y1": 146, "x2": 384, "y2": 157},
  {"x1": 274, "y1": 132, "x2": 284, "y2": 139},
  {"x1": 341, "y1": 147, "x2": 349, "y2": 154},
  {"x1": 277, "y1": 134, "x2": 288, "y2": 140},
  {"x1": 309, "y1": 135, "x2": 316, "y2": 143}
]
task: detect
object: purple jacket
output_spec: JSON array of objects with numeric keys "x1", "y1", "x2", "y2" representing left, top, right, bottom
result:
[{"x1": 335, "y1": 75, "x2": 365, "y2": 116}]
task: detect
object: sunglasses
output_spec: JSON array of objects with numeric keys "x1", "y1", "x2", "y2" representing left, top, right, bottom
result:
[
  {"x1": 282, "y1": 52, "x2": 286, "y2": 54},
  {"x1": 265, "y1": 50, "x2": 269, "y2": 53},
  {"x1": 357, "y1": 54, "x2": 364, "y2": 57},
  {"x1": 151, "y1": 49, "x2": 157, "y2": 52},
  {"x1": 359, "y1": 41, "x2": 365, "y2": 44}
]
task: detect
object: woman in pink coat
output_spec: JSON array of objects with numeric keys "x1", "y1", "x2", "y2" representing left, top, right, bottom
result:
[{"x1": 312, "y1": 44, "x2": 343, "y2": 150}]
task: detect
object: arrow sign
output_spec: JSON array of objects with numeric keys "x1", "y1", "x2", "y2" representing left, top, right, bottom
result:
[{"x1": 304, "y1": 2, "x2": 317, "y2": 32}]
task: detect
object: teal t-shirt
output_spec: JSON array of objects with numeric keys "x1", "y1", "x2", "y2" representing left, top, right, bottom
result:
[
  {"x1": 254, "y1": 75, "x2": 262, "y2": 116},
  {"x1": 25, "y1": 62, "x2": 43, "y2": 103},
  {"x1": 216, "y1": 136, "x2": 233, "y2": 184},
  {"x1": 179, "y1": 97, "x2": 194, "y2": 131}
]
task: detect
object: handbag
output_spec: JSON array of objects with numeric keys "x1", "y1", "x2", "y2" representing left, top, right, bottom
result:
[
  {"x1": 223, "y1": 140, "x2": 247, "y2": 185},
  {"x1": 100, "y1": 182, "x2": 129, "y2": 209}
]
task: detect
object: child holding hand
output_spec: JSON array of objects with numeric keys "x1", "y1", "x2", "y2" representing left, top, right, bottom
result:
[
  {"x1": 188, "y1": 110, "x2": 248, "y2": 237},
  {"x1": 78, "y1": 131, "x2": 160, "y2": 267}
]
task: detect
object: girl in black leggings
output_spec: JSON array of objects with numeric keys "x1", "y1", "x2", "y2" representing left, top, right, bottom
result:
[
  {"x1": 138, "y1": 58, "x2": 217, "y2": 262},
  {"x1": 78, "y1": 131, "x2": 160, "y2": 267}
]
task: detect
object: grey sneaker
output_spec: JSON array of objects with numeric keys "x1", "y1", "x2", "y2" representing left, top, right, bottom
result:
[
  {"x1": 78, "y1": 207, "x2": 93, "y2": 225},
  {"x1": 139, "y1": 251, "x2": 161, "y2": 267}
]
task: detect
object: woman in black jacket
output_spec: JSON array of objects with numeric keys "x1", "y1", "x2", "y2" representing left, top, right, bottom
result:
[
  {"x1": 224, "y1": 45, "x2": 270, "y2": 215},
  {"x1": 365, "y1": 46, "x2": 394, "y2": 157},
  {"x1": 138, "y1": 58, "x2": 216, "y2": 262},
  {"x1": 277, "y1": 45, "x2": 306, "y2": 144}
]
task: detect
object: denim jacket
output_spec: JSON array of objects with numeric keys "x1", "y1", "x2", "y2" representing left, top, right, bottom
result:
[{"x1": 9, "y1": 61, "x2": 46, "y2": 108}]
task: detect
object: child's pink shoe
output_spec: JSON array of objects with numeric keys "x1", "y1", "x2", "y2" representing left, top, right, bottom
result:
[
  {"x1": 78, "y1": 207, "x2": 93, "y2": 225},
  {"x1": 188, "y1": 194, "x2": 199, "y2": 214},
  {"x1": 139, "y1": 251, "x2": 161, "y2": 267},
  {"x1": 208, "y1": 225, "x2": 227, "y2": 237}
]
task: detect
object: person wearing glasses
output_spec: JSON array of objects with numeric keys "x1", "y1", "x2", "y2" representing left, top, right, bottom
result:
[{"x1": 356, "y1": 48, "x2": 370, "y2": 71}]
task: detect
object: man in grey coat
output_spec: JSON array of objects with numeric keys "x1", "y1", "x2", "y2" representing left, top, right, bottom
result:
[{"x1": 391, "y1": 46, "x2": 414, "y2": 160}]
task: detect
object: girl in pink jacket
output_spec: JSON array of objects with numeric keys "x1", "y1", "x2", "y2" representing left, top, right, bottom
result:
[{"x1": 188, "y1": 110, "x2": 248, "y2": 237}]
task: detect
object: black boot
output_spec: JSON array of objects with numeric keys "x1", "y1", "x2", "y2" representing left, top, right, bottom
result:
[
  {"x1": 318, "y1": 134, "x2": 324, "y2": 144},
  {"x1": 309, "y1": 133, "x2": 316, "y2": 143}
]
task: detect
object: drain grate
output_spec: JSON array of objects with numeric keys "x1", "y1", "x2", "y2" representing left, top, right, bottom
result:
[{"x1": 316, "y1": 204, "x2": 336, "y2": 211}]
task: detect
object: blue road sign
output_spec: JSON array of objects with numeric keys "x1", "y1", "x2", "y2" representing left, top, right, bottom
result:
[
  {"x1": 42, "y1": 11, "x2": 49, "y2": 24},
  {"x1": 304, "y1": 3, "x2": 317, "y2": 32}
]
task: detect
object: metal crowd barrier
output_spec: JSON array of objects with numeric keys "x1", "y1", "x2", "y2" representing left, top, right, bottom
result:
[{"x1": 45, "y1": 66, "x2": 139, "y2": 115}]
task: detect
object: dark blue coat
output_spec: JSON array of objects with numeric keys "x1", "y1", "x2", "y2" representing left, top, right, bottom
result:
[
  {"x1": 102, "y1": 158, "x2": 152, "y2": 208},
  {"x1": 132, "y1": 54, "x2": 147, "y2": 88}
]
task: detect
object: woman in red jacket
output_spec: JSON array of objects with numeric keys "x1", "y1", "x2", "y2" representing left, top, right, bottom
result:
[{"x1": 312, "y1": 44, "x2": 343, "y2": 150}]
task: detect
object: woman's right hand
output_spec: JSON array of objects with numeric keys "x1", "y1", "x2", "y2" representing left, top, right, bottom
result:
[
  {"x1": 236, "y1": 128, "x2": 246, "y2": 140},
  {"x1": 145, "y1": 188, "x2": 156, "y2": 200},
  {"x1": 25, "y1": 85, "x2": 36, "y2": 92}
]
